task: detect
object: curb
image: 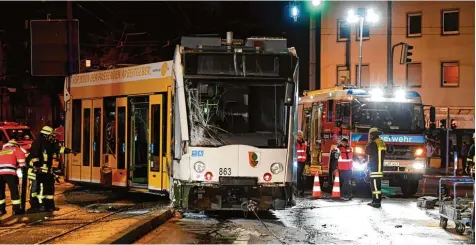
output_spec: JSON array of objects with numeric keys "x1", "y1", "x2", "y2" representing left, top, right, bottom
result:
[{"x1": 101, "y1": 208, "x2": 174, "y2": 244}]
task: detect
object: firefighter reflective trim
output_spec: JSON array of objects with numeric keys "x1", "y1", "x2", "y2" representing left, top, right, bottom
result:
[
  {"x1": 0, "y1": 150, "x2": 13, "y2": 156},
  {"x1": 30, "y1": 158, "x2": 39, "y2": 166},
  {"x1": 45, "y1": 195, "x2": 54, "y2": 200},
  {"x1": 43, "y1": 152, "x2": 48, "y2": 162},
  {"x1": 29, "y1": 181, "x2": 37, "y2": 197},
  {"x1": 59, "y1": 147, "x2": 65, "y2": 154},
  {"x1": 38, "y1": 183, "x2": 44, "y2": 204},
  {"x1": 373, "y1": 179, "x2": 380, "y2": 199},
  {"x1": 11, "y1": 199, "x2": 20, "y2": 205},
  {"x1": 41, "y1": 164, "x2": 48, "y2": 173},
  {"x1": 0, "y1": 199, "x2": 5, "y2": 204},
  {"x1": 372, "y1": 191, "x2": 382, "y2": 194},
  {"x1": 370, "y1": 172, "x2": 383, "y2": 178},
  {"x1": 28, "y1": 168, "x2": 36, "y2": 180}
]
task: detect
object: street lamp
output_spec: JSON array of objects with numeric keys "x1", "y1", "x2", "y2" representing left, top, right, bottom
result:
[{"x1": 346, "y1": 8, "x2": 379, "y2": 88}]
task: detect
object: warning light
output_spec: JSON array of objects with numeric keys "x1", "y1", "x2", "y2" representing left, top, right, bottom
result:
[
  {"x1": 263, "y1": 173, "x2": 272, "y2": 182},
  {"x1": 205, "y1": 172, "x2": 213, "y2": 181}
]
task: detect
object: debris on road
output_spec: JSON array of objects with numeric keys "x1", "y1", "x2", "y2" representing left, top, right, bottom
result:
[{"x1": 417, "y1": 196, "x2": 439, "y2": 209}]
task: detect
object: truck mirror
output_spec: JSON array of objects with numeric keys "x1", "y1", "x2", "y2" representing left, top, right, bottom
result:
[{"x1": 284, "y1": 80, "x2": 295, "y2": 106}]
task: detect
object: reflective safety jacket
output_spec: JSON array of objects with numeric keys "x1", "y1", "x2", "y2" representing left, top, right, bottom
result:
[
  {"x1": 0, "y1": 144, "x2": 26, "y2": 176},
  {"x1": 296, "y1": 140, "x2": 308, "y2": 163},
  {"x1": 27, "y1": 134, "x2": 71, "y2": 172},
  {"x1": 337, "y1": 146, "x2": 353, "y2": 171},
  {"x1": 467, "y1": 144, "x2": 475, "y2": 163},
  {"x1": 365, "y1": 137, "x2": 386, "y2": 178}
]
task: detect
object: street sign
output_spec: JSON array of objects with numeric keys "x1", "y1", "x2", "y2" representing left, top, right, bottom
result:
[{"x1": 30, "y1": 19, "x2": 80, "y2": 76}]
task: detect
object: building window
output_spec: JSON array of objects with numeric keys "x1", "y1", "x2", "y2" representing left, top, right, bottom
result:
[
  {"x1": 407, "y1": 12, "x2": 422, "y2": 37},
  {"x1": 442, "y1": 9, "x2": 459, "y2": 35},
  {"x1": 337, "y1": 20, "x2": 350, "y2": 41},
  {"x1": 406, "y1": 63, "x2": 422, "y2": 87},
  {"x1": 336, "y1": 65, "x2": 350, "y2": 85},
  {"x1": 356, "y1": 23, "x2": 370, "y2": 40},
  {"x1": 441, "y1": 62, "x2": 459, "y2": 87},
  {"x1": 355, "y1": 64, "x2": 370, "y2": 87}
]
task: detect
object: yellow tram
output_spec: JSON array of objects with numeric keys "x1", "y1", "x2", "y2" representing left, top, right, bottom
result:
[{"x1": 64, "y1": 61, "x2": 173, "y2": 194}]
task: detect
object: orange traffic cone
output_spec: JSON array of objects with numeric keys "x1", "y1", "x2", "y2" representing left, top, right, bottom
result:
[
  {"x1": 312, "y1": 171, "x2": 322, "y2": 198},
  {"x1": 331, "y1": 170, "x2": 341, "y2": 199}
]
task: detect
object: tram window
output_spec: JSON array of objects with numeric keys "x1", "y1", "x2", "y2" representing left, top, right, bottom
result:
[
  {"x1": 117, "y1": 107, "x2": 126, "y2": 170},
  {"x1": 162, "y1": 96, "x2": 168, "y2": 156},
  {"x1": 151, "y1": 104, "x2": 161, "y2": 172},
  {"x1": 83, "y1": 108, "x2": 91, "y2": 166},
  {"x1": 103, "y1": 98, "x2": 116, "y2": 155},
  {"x1": 72, "y1": 100, "x2": 82, "y2": 152},
  {"x1": 93, "y1": 108, "x2": 101, "y2": 167},
  {"x1": 328, "y1": 100, "x2": 334, "y2": 122}
]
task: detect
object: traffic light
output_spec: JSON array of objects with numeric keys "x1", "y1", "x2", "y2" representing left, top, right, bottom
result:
[
  {"x1": 400, "y1": 43, "x2": 413, "y2": 64},
  {"x1": 440, "y1": 119, "x2": 446, "y2": 129},
  {"x1": 451, "y1": 119, "x2": 457, "y2": 129}
]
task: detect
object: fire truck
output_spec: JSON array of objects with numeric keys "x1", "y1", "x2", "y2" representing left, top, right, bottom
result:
[
  {"x1": 298, "y1": 85, "x2": 427, "y2": 197},
  {"x1": 0, "y1": 122, "x2": 34, "y2": 155}
]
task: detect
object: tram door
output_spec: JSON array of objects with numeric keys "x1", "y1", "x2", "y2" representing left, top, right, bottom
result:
[
  {"x1": 148, "y1": 94, "x2": 164, "y2": 191},
  {"x1": 130, "y1": 96, "x2": 150, "y2": 187},
  {"x1": 80, "y1": 99, "x2": 103, "y2": 183}
]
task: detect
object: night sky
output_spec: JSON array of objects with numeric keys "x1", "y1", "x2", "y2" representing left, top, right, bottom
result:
[{"x1": 0, "y1": 1, "x2": 315, "y2": 91}]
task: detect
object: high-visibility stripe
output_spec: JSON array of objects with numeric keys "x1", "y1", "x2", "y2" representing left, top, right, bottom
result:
[
  {"x1": 313, "y1": 186, "x2": 321, "y2": 192},
  {"x1": 372, "y1": 191, "x2": 382, "y2": 194},
  {"x1": 11, "y1": 199, "x2": 20, "y2": 205},
  {"x1": 60, "y1": 147, "x2": 65, "y2": 154},
  {"x1": 297, "y1": 150, "x2": 305, "y2": 152},
  {"x1": 0, "y1": 199, "x2": 5, "y2": 204},
  {"x1": 17, "y1": 159, "x2": 25, "y2": 163},
  {"x1": 45, "y1": 195, "x2": 54, "y2": 200},
  {"x1": 373, "y1": 179, "x2": 379, "y2": 199}
]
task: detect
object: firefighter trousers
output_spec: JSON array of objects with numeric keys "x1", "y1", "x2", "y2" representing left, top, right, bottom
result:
[
  {"x1": 41, "y1": 173, "x2": 56, "y2": 210},
  {"x1": 0, "y1": 175, "x2": 21, "y2": 213},
  {"x1": 28, "y1": 169, "x2": 43, "y2": 210},
  {"x1": 370, "y1": 176, "x2": 382, "y2": 204}
]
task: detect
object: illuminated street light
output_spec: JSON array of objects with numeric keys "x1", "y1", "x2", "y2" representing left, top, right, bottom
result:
[
  {"x1": 346, "y1": 8, "x2": 379, "y2": 88},
  {"x1": 312, "y1": 0, "x2": 321, "y2": 7}
]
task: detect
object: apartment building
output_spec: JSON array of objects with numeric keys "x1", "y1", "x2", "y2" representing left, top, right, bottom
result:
[{"x1": 320, "y1": 1, "x2": 474, "y2": 128}]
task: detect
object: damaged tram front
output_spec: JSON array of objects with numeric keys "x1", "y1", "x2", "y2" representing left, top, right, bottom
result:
[{"x1": 173, "y1": 34, "x2": 299, "y2": 211}]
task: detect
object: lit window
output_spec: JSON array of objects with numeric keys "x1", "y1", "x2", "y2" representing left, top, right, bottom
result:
[
  {"x1": 356, "y1": 23, "x2": 370, "y2": 40},
  {"x1": 406, "y1": 63, "x2": 422, "y2": 87},
  {"x1": 337, "y1": 20, "x2": 350, "y2": 41},
  {"x1": 441, "y1": 62, "x2": 459, "y2": 87},
  {"x1": 407, "y1": 12, "x2": 422, "y2": 37},
  {"x1": 442, "y1": 10, "x2": 459, "y2": 35}
]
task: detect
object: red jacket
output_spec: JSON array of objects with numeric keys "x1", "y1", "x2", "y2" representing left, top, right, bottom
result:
[
  {"x1": 296, "y1": 141, "x2": 308, "y2": 163},
  {"x1": 0, "y1": 144, "x2": 26, "y2": 176},
  {"x1": 337, "y1": 146, "x2": 353, "y2": 170}
]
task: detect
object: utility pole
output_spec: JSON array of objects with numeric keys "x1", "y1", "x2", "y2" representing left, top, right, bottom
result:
[{"x1": 309, "y1": 12, "x2": 316, "y2": 91}]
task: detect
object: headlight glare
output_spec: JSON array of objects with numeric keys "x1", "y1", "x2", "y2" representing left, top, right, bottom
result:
[
  {"x1": 415, "y1": 148, "x2": 424, "y2": 156},
  {"x1": 352, "y1": 161, "x2": 367, "y2": 171},
  {"x1": 355, "y1": 147, "x2": 364, "y2": 154},
  {"x1": 193, "y1": 161, "x2": 206, "y2": 173},
  {"x1": 270, "y1": 162, "x2": 284, "y2": 174},
  {"x1": 413, "y1": 162, "x2": 425, "y2": 170}
]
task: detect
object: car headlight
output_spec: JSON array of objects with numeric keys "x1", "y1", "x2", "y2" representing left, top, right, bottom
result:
[
  {"x1": 355, "y1": 147, "x2": 364, "y2": 154},
  {"x1": 270, "y1": 163, "x2": 284, "y2": 174},
  {"x1": 193, "y1": 161, "x2": 205, "y2": 173},
  {"x1": 414, "y1": 148, "x2": 424, "y2": 156},
  {"x1": 413, "y1": 162, "x2": 425, "y2": 170}
]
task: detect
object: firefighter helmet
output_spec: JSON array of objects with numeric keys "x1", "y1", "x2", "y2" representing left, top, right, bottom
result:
[
  {"x1": 40, "y1": 126, "x2": 54, "y2": 135},
  {"x1": 369, "y1": 128, "x2": 382, "y2": 135}
]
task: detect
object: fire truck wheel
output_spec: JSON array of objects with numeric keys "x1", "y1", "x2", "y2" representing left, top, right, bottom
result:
[{"x1": 401, "y1": 179, "x2": 419, "y2": 198}]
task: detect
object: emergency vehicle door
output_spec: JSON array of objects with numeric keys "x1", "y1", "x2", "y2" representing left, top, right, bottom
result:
[
  {"x1": 91, "y1": 99, "x2": 103, "y2": 183},
  {"x1": 80, "y1": 100, "x2": 92, "y2": 182},
  {"x1": 115, "y1": 97, "x2": 128, "y2": 187},
  {"x1": 148, "y1": 94, "x2": 164, "y2": 192}
]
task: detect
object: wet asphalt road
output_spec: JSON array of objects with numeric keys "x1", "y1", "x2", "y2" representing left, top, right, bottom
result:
[{"x1": 136, "y1": 196, "x2": 471, "y2": 244}]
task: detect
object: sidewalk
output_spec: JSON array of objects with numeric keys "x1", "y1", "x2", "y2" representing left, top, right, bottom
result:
[{"x1": 0, "y1": 180, "x2": 173, "y2": 244}]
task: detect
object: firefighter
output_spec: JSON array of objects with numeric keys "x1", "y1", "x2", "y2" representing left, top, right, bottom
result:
[
  {"x1": 296, "y1": 130, "x2": 308, "y2": 197},
  {"x1": 0, "y1": 140, "x2": 26, "y2": 215},
  {"x1": 27, "y1": 126, "x2": 75, "y2": 212},
  {"x1": 337, "y1": 138, "x2": 353, "y2": 200},
  {"x1": 365, "y1": 128, "x2": 386, "y2": 208}
]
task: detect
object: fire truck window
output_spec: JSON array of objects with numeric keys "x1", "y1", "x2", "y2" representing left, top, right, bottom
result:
[
  {"x1": 328, "y1": 100, "x2": 334, "y2": 122},
  {"x1": 103, "y1": 98, "x2": 116, "y2": 155},
  {"x1": 72, "y1": 100, "x2": 82, "y2": 153}
]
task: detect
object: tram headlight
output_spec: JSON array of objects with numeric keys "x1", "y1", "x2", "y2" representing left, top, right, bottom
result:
[
  {"x1": 413, "y1": 162, "x2": 425, "y2": 170},
  {"x1": 193, "y1": 161, "x2": 206, "y2": 173},
  {"x1": 270, "y1": 162, "x2": 284, "y2": 174}
]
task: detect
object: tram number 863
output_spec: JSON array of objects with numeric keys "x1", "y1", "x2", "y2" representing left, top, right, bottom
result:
[{"x1": 219, "y1": 168, "x2": 232, "y2": 176}]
